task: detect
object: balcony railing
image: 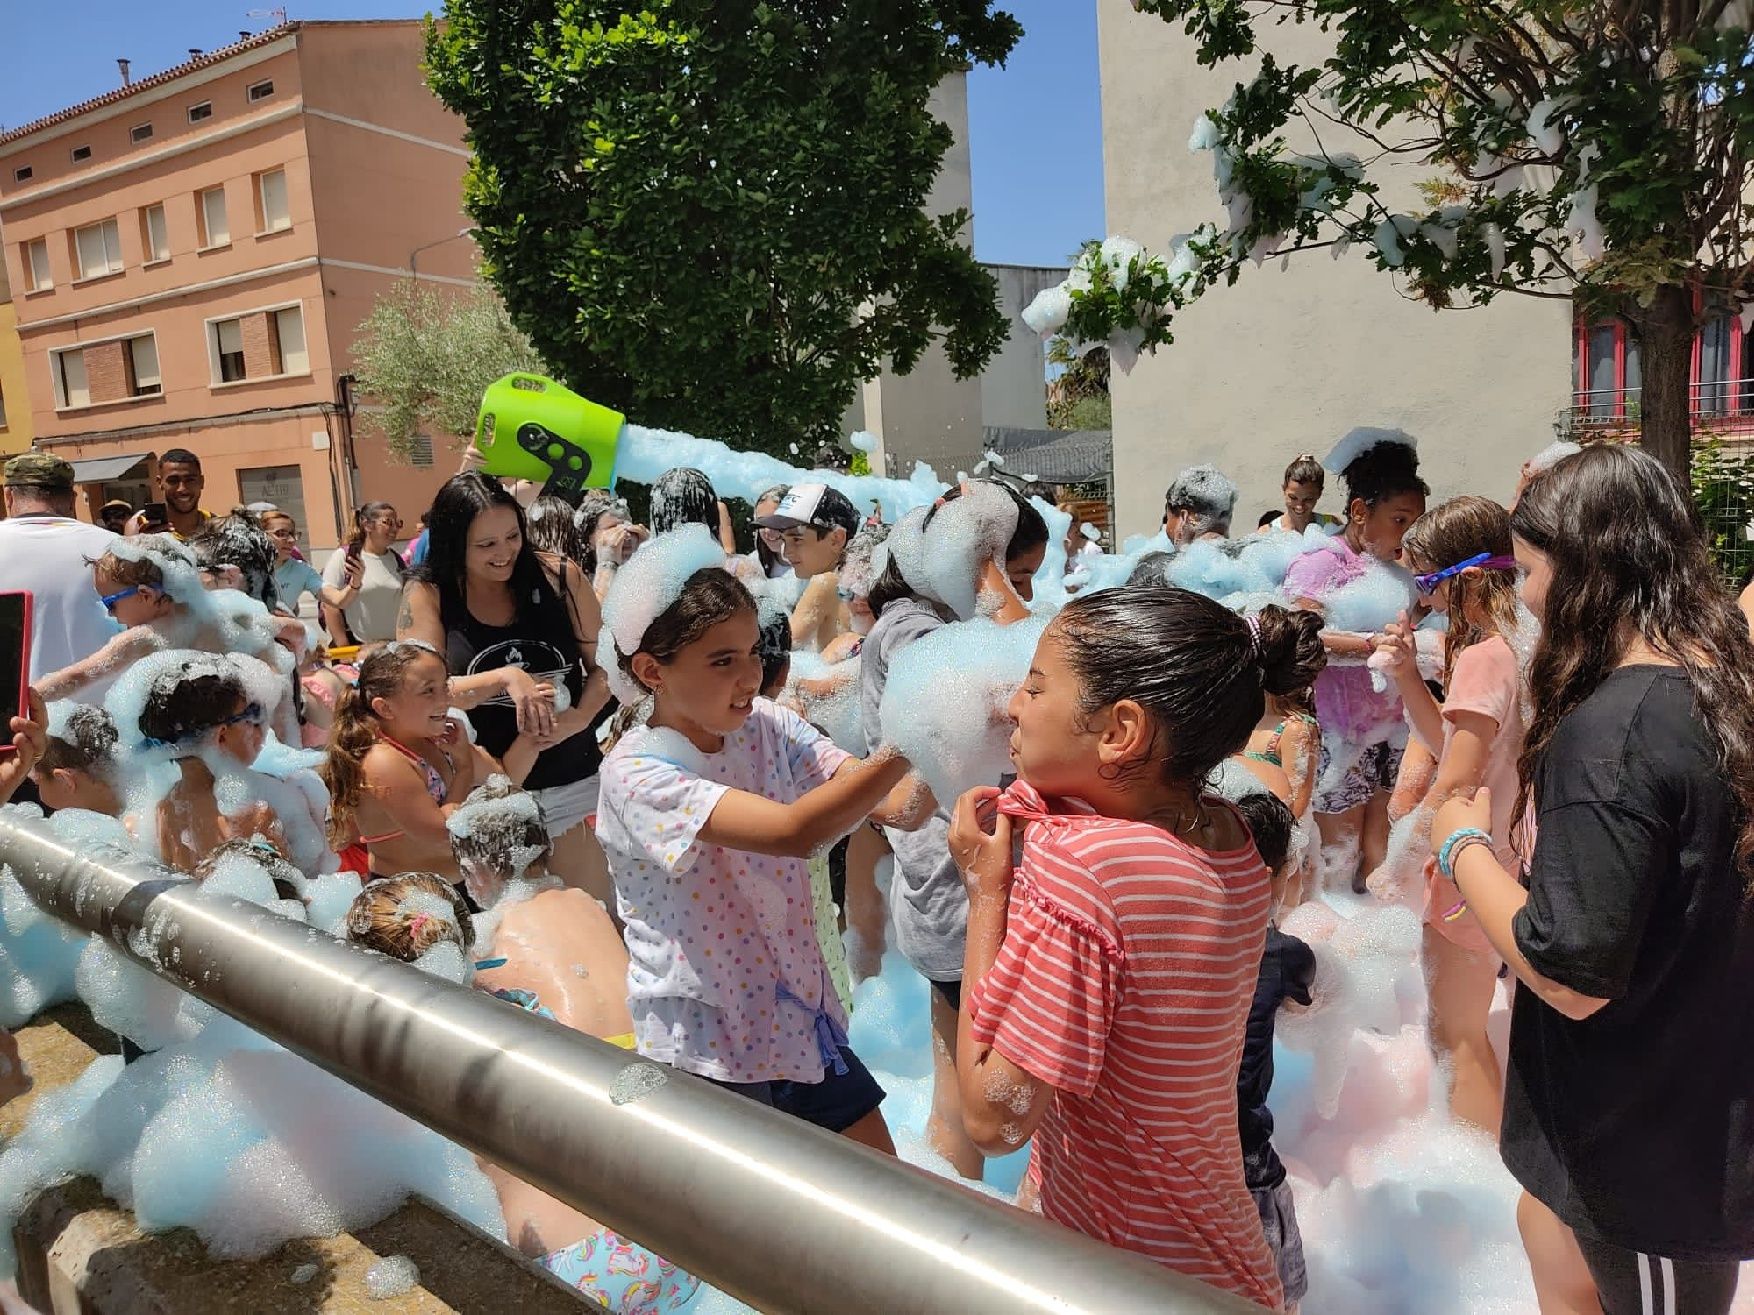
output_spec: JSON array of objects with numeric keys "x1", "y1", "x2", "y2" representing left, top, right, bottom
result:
[{"x1": 1570, "y1": 380, "x2": 1754, "y2": 434}]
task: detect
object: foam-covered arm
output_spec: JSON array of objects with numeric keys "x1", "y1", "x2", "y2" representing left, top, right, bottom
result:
[{"x1": 35, "y1": 629, "x2": 151, "y2": 702}]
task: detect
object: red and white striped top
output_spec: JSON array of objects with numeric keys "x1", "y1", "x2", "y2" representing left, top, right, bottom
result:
[{"x1": 968, "y1": 783, "x2": 1282, "y2": 1311}]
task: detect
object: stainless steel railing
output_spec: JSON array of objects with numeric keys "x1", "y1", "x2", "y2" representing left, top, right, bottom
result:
[{"x1": 0, "y1": 810, "x2": 1253, "y2": 1314}]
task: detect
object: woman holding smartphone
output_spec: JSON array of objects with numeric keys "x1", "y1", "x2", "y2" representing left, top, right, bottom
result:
[{"x1": 322, "y1": 502, "x2": 405, "y2": 645}]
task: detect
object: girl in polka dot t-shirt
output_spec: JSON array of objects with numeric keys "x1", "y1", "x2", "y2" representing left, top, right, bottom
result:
[{"x1": 595, "y1": 567, "x2": 928, "y2": 1154}]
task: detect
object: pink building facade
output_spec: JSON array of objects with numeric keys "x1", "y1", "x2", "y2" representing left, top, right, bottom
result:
[{"x1": 0, "y1": 22, "x2": 474, "y2": 548}]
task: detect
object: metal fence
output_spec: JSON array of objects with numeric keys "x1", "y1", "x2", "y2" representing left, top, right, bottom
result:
[{"x1": 0, "y1": 810, "x2": 1254, "y2": 1315}]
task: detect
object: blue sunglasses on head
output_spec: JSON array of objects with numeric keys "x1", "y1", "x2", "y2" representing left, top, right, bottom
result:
[{"x1": 1413, "y1": 552, "x2": 1517, "y2": 595}]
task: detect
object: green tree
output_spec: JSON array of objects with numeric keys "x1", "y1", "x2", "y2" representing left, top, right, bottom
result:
[
  {"x1": 351, "y1": 281, "x2": 547, "y2": 461},
  {"x1": 1027, "y1": 2, "x2": 1754, "y2": 478},
  {"x1": 1046, "y1": 338, "x2": 1112, "y2": 430},
  {"x1": 425, "y1": 2, "x2": 1021, "y2": 457}
]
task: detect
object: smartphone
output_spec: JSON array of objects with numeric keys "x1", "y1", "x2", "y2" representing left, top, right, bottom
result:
[
  {"x1": 139, "y1": 502, "x2": 168, "y2": 528},
  {"x1": 0, "y1": 593, "x2": 32, "y2": 752},
  {"x1": 346, "y1": 541, "x2": 363, "y2": 563}
]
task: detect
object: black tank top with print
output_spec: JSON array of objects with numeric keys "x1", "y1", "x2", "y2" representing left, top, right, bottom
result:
[{"x1": 441, "y1": 566, "x2": 603, "y2": 791}]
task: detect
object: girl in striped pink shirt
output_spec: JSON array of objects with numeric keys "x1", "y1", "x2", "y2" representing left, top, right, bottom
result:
[{"x1": 950, "y1": 587, "x2": 1326, "y2": 1311}]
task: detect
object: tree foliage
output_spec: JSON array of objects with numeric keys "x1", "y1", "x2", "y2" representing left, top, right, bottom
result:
[
  {"x1": 351, "y1": 281, "x2": 546, "y2": 461},
  {"x1": 425, "y1": 2, "x2": 1021, "y2": 456},
  {"x1": 1046, "y1": 337, "x2": 1112, "y2": 430},
  {"x1": 1030, "y1": 0, "x2": 1754, "y2": 475}
]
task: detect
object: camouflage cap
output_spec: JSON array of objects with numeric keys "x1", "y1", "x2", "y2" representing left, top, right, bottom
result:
[{"x1": 2, "y1": 452, "x2": 75, "y2": 491}]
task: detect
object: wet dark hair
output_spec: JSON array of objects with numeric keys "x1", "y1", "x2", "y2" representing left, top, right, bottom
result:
[
  {"x1": 159, "y1": 448, "x2": 201, "y2": 472},
  {"x1": 1052, "y1": 586, "x2": 1326, "y2": 787},
  {"x1": 1283, "y1": 454, "x2": 1325, "y2": 490},
  {"x1": 525, "y1": 495, "x2": 586, "y2": 568},
  {"x1": 867, "y1": 481, "x2": 1049, "y2": 619},
  {"x1": 1233, "y1": 790, "x2": 1296, "y2": 874},
  {"x1": 1342, "y1": 440, "x2": 1428, "y2": 512},
  {"x1": 622, "y1": 567, "x2": 758, "y2": 694},
  {"x1": 190, "y1": 508, "x2": 279, "y2": 611},
  {"x1": 417, "y1": 474, "x2": 569, "y2": 630},
  {"x1": 448, "y1": 776, "x2": 553, "y2": 882},
  {"x1": 39, "y1": 705, "x2": 117, "y2": 776},
  {"x1": 650, "y1": 468, "x2": 720, "y2": 536},
  {"x1": 1512, "y1": 444, "x2": 1754, "y2": 874},
  {"x1": 573, "y1": 489, "x2": 630, "y2": 575},
  {"x1": 757, "y1": 604, "x2": 793, "y2": 694},
  {"x1": 139, "y1": 662, "x2": 249, "y2": 749}
]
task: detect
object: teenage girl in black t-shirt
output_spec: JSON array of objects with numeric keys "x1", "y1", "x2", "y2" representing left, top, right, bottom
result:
[
  {"x1": 401, "y1": 474, "x2": 616, "y2": 909},
  {"x1": 1434, "y1": 445, "x2": 1754, "y2": 1315}
]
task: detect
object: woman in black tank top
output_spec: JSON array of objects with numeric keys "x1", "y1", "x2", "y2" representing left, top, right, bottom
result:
[{"x1": 400, "y1": 474, "x2": 616, "y2": 905}]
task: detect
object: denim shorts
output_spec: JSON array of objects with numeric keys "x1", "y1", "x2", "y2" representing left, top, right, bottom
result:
[{"x1": 711, "y1": 1045, "x2": 885, "y2": 1133}]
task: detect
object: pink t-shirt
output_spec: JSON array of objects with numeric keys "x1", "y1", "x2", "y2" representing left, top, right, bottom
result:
[
  {"x1": 1283, "y1": 535, "x2": 1406, "y2": 744},
  {"x1": 1438, "y1": 634, "x2": 1525, "y2": 867},
  {"x1": 1425, "y1": 635, "x2": 1526, "y2": 948},
  {"x1": 595, "y1": 699, "x2": 851, "y2": 1083}
]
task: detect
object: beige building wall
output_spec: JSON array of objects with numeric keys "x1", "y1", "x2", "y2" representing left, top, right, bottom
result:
[
  {"x1": 0, "y1": 257, "x2": 30, "y2": 454},
  {"x1": 1097, "y1": 0, "x2": 1573, "y2": 538},
  {"x1": 982, "y1": 264, "x2": 1067, "y2": 432},
  {"x1": 859, "y1": 75, "x2": 987, "y2": 478}
]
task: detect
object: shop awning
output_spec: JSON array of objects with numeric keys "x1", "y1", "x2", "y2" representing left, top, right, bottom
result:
[{"x1": 66, "y1": 452, "x2": 152, "y2": 483}]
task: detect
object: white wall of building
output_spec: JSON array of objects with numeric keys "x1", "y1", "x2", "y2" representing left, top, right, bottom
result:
[{"x1": 1097, "y1": 0, "x2": 1573, "y2": 538}]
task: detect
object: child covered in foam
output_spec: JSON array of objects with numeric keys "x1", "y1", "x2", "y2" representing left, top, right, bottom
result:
[
  {"x1": 112, "y1": 651, "x2": 325, "y2": 874},
  {"x1": 950, "y1": 590, "x2": 1325, "y2": 1311},
  {"x1": 37, "y1": 537, "x2": 304, "y2": 735},
  {"x1": 594, "y1": 528, "x2": 931, "y2": 1155},
  {"x1": 344, "y1": 872, "x2": 700, "y2": 1314}
]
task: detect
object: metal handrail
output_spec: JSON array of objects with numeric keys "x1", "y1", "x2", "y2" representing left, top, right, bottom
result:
[{"x1": 0, "y1": 811, "x2": 1254, "y2": 1315}]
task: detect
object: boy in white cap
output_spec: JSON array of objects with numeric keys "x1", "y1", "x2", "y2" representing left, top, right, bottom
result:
[{"x1": 758, "y1": 482, "x2": 863, "y2": 653}]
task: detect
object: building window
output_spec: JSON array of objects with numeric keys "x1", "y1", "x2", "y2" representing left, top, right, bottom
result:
[
  {"x1": 128, "y1": 334, "x2": 162, "y2": 397},
  {"x1": 247, "y1": 79, "x2": 274, "y2": 102},
  {"x1": 49, "y1": 333, "x2": 161, "y2": 408},
  {"x1": 255, "y1": 168, "x2": 291, "y2": 234},
  {"x1": 410, "y1": 435, "x2": 435, "y2": 467},
  {"x1": 12, "y1": 166, "x2": 31, "y2": 184},
  {"x1": 0, "y1": 381, "x2": 7, "y2": 429},
  {"x1": 275, "y1": 305, "x2": 309, "y2": 374},
  {"x1": 70, "y1": 144, "x2": 91, "y2": 163},
  {"x1": 210, "y1": 304, "x2": 308, "y2": 384},
  {"x1": 73, "y1": 218, "x2": 124, "y2": 280},
  {"x1": 22, "y1": 238, "x2": 51, "y2": 291},
  {"x1": 188, "y1": 101, "x2": 213, "y2": 124},
  {"x1": 141, "y1": 203, "x2": 170, "y2": 263},
  {"x1": 197, "y1": 185, "x2": 229, "y2": 248},
  {"x1": 214, "y1": 318, "x2": 247, "y2": 382},
  {"x1": 51, "y1": 347, "x2": 90, "y2": 409},
  {"x1": 1573, "y1": 318, "x2": 1641, "y2": 422},
  {"x1": 130, "y1": 122, "x2": 154, "y2": 144}
]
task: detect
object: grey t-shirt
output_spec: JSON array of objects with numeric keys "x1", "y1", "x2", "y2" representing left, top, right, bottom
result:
[{"x1": 861, "y1": 597, "x2": 967, "y2": 982}]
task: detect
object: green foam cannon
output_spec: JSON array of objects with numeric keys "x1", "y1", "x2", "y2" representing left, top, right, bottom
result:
[{"x1": 473, "y1": 374, "x2": 625, "y2": 507}]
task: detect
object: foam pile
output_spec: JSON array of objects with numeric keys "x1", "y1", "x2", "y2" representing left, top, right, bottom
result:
[
  {"x1": 878, "y1": 615, "x2": 1048, "y2": 805},
  {"x1": 597, "y1": 525, "x2": 733, "y2": 705},
  {"x1": 617, "y1": 424, "x2": 945, "y2": 522}
]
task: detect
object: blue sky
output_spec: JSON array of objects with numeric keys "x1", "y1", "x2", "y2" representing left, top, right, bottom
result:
[{"x1": 0, "y1": 1, "x2": 1104, "y2": 270}]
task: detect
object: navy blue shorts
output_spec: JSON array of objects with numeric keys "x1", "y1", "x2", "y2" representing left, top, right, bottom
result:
[{"x1": 712, "y1": 1045, "x2": 885, "y2": 1133}]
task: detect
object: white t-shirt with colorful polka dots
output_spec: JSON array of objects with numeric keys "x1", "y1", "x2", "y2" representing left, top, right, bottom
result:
[{"x1": 595, "y1": 699, "x2": 852, "y2": 1084}]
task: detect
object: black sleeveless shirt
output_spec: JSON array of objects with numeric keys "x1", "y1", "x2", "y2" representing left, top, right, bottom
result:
[{"x1": 440, "y1": 565, "x2": 603, "y2": 791}]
